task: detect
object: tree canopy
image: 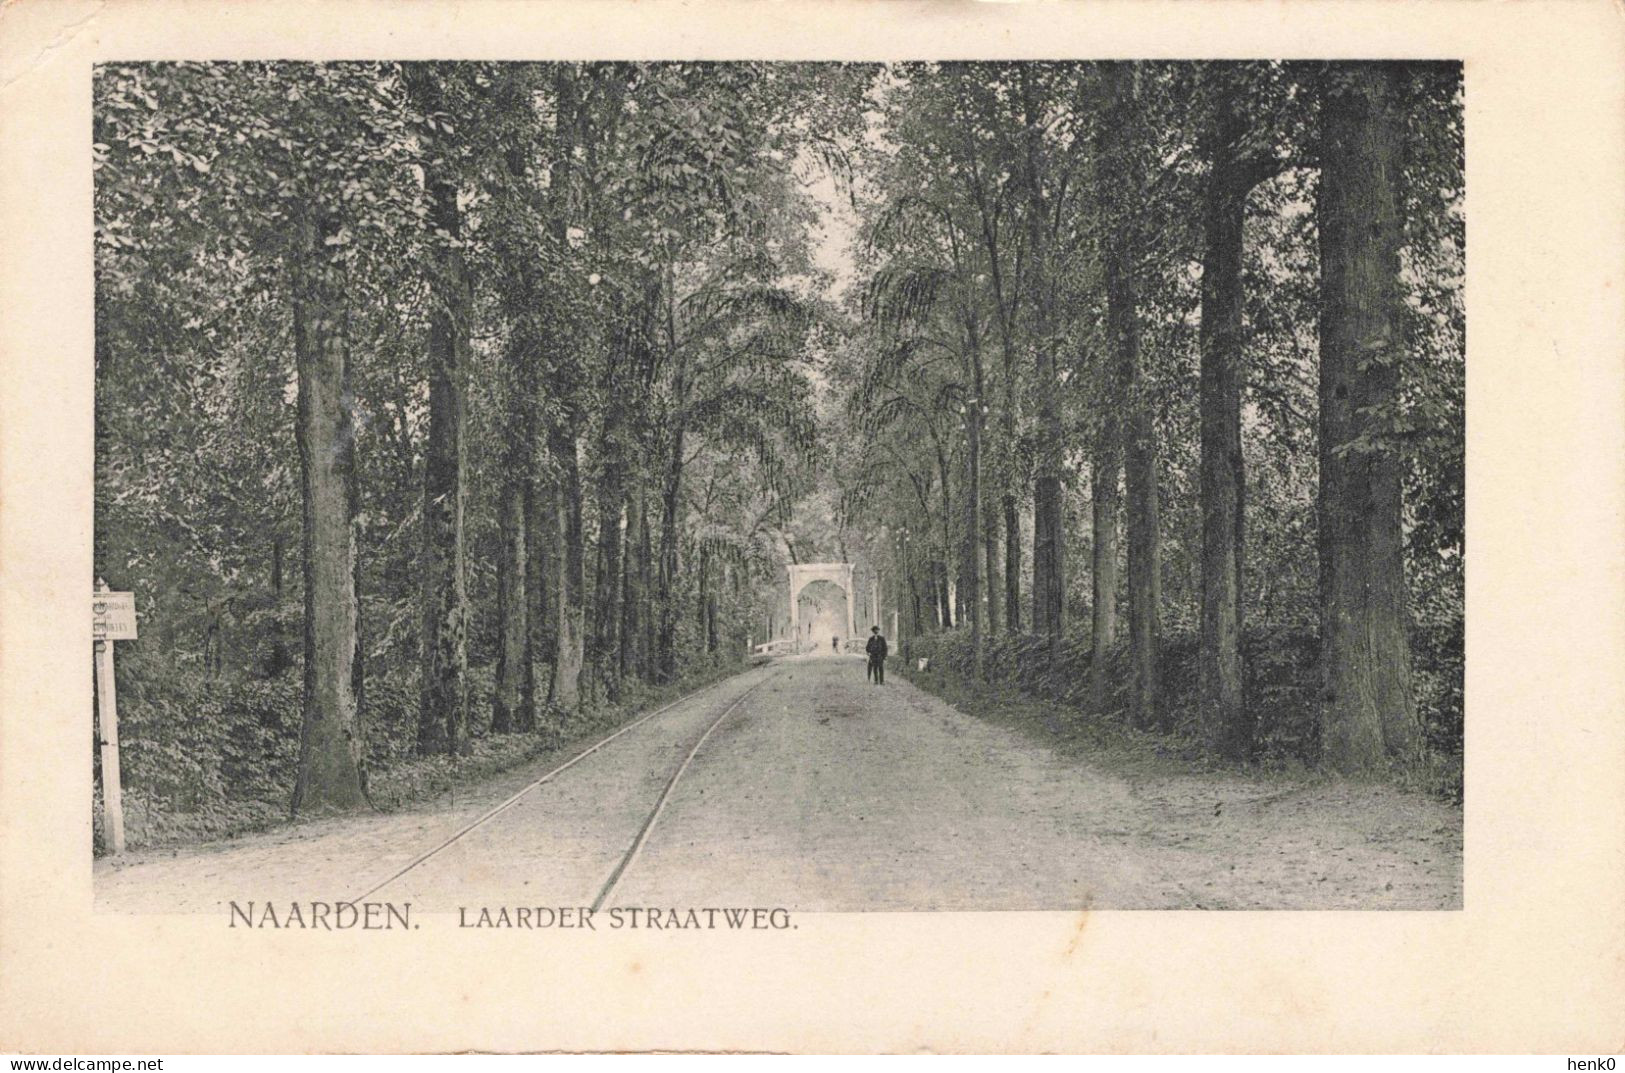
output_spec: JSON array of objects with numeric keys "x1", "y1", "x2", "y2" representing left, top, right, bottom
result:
[{"x1": 93, "y1": 60, "x2": 1464, "y2": 843}]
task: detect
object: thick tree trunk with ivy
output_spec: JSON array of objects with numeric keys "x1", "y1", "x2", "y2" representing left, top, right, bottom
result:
[
  {"x1": 1197, "y1": 96, "x2": 1252, "y2": 758},
  {"x1": 1317, "y1": 63, "x2": 1421, "y2": 771},
  {"x1": 290, "y1": 211, "x2": 367, "y2": 815},
  {"x1": 413, "y1": 161, "x2": 471, "y2": 756}
]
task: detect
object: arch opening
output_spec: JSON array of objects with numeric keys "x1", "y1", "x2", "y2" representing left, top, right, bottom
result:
[
  {"x1": 786, "y1": 562, "x2": 855, "y2": 654},
  {"x1": 796, "y1": 578, "x2": 851, "y2": 654}
]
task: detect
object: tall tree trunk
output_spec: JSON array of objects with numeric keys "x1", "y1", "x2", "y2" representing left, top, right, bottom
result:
[
  {"x1": 1003, "y1": 496, "x2": 1022, "y2": 633},
  {"x1": 1029, "y1": 449, "x2": 1064, "y2": 642},
  {"x1": 1090, "y1": 432, "x2": 1121, "y2": 673},
  {"x1": 620, "y1": 486, "x2": 646, "y2": 678},
  {"x1": 494, "y1": 138, "x2": 538, "y2": 735},
  {"x1": 547, "y1": 422, "x2": 586, "y2": 709},
  {"x1": 1317, "y1": 63, "x2": 1419, "y2": 771},
  {"x1": 492, "y1": 481, "x2": 527, "y2": 733},
  {"x1": 962, "y1": 389, "x2": 983, "y2": 675},
  {"x1": 591, "y1": 301, "x2": 639, "y2": 697},
  {"x1": 654, "y1": 263, "x2": 688, "y2": 682},
  {"x1": 696, "y1": 541, "x2": 710, "y2": 653},
  {"x1": 290, "y1": 209, "x2": 367, "y2": 815},
  {"x1": 1124, "y1": 378, "x2": 1162, "y2": 728},
  {"x1": 655, "y1": 420, "x2": 686, "y2": 680},
  {"x1": 414, "y1": 154, "x2": 471, "y2": 757},
  {"x1": 639, "y1": 488, "x2": 656, "y2": 676},
  {"x1": 710, "y1": 566, "x2": 724, "y2": 655},
  {"x1": 525, "y1": 477, "x2": 552, "y2": 731},
  {"x1": 593, "y1": 486, "x2": 625, "y2": 697},
  {"x1": 350, "y1": 465, "x2": 366, "y2": 774},
  {"x1": 995, "y1": 237, "x2": 1023, "y2": 637},
  {"x1": 540, "y1": 65, "x2": 585, "y2": 715},
  {"x1": 1023, "y1": 68, "x2": 1065, "y2": 643},
  {"x1": 983, "y1": 488, "x2": 1002, "y2": 640},
  {"x1": 697, "y1": 542, "x2": 720, "y2": 654},
  {"x1": 1102, "y1": 64, "x2": 1161, "y2": 729},
  {"x1": 907, "y1": 554, "x2": 923, "y2": 638},
  {"x1": 935, "y1": 444, "x2": 957, "y2": 632},
  {"x1": 1197, "y1": 92, "x2": 1252, "y2": 758}
]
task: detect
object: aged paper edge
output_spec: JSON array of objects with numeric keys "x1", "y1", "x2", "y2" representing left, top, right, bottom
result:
[{"x1": 1, "y1": 0, "x2": 1622, "y2": 1054}]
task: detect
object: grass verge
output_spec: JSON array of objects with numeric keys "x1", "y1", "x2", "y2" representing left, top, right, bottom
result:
[
  {"x1": 99, "y1": 659, "x2": 753, "y2": 854},
  {"x1": 896, "y1": 660, "x2": 1312, "y2": 786}
]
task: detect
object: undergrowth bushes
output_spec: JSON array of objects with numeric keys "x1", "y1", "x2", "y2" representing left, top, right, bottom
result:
[
  {"x1": 98, "y1": 646, "x2": 749, "y2": 853},
  {"x1": 900, "y1": 620, "x2": 1462, "y2": 799}
]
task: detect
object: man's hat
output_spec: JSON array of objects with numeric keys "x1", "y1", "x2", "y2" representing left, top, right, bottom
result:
[{"x1": 871, "y1": 626, "x2": 880, "y2": 632}]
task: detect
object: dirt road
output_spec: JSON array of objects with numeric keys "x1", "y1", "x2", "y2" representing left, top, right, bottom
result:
[{"x1": 94, "y1": 657, "x2": 1461, "y2": 913}]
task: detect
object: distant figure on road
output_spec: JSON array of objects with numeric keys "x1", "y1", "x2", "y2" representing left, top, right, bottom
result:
[
  {"x1": 832, "y1": 635, "x2": 838, "y2": 653},
  {"x1": 865, "y1": 626, "x2": 888, "y2": 684}
]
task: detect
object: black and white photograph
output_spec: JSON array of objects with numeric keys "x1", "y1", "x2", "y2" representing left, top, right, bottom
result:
[
  {"x1": 89, "y1": 58, "x2": 1465, "y2": 914},
  {"x1": 3, "y1": 0, "x2": 1623, "y2": 1057}
]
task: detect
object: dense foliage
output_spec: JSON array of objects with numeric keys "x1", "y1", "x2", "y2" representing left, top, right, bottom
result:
[
  {"x1": 94, "y1": 61, "x2": 866, "y2": 839},
  {"x1": 834, "y1": 61, "x2": 1462, "y2": 787},
  {"x1": 93, "y1": 61, "x2": 1464, "y2": 845}
]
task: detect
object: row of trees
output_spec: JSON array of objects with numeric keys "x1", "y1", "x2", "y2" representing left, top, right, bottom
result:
[
  {"x1": 95, "y1": 62, "x2": 865, "y2": 815},
  {"x1": 837, "y1": 62, "x2": 1463, "y2": 772},
  {"x1": 93, "y1": 61, "x2": 1463, "y2": 831}
]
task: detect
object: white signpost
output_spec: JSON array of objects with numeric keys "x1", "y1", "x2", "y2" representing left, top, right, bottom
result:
[{"x1": 92, "y1": 579, "x2": 137, "y2": 855}]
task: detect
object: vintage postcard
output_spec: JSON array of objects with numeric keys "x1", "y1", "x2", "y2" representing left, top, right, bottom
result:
[{"x1": 1, "y1": 0, "x2": 1621, "y2": 1055}]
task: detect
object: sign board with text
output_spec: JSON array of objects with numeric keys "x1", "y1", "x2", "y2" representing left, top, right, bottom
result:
[{"x1": 92, "y1": 591, "x2": 138, "y2": 641}]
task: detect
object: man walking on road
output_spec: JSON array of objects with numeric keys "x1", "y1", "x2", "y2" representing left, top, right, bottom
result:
[{"x1": 865, "y1": 625, "x2": 888, "y2": 684}]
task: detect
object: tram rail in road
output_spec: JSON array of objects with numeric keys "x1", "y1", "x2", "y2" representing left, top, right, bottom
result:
[
  {"x1": 350, "y1": 664, "x2": 778, "y2": 906},
  {"x1": 587, "y1": 676, "x2": 771, "y2": 911}
]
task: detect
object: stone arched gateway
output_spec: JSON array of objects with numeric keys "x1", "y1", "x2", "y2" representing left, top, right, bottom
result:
[{"x1": 787, "y1": 562, "x2": 854, "y2": 652}]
